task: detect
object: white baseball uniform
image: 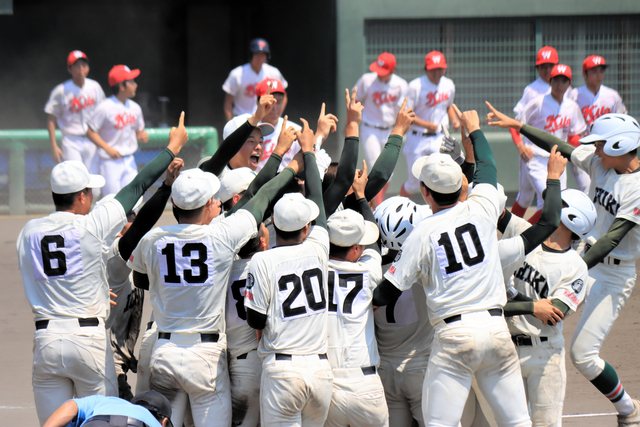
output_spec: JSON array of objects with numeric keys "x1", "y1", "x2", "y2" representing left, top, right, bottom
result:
[
  {"x1": 374, "y1": 260, "x2": 433, "y2": 427},
  {"x1": 89, "y1": 95, "x2": 145, "y2": 196},
  {"x1": 513, "y1": 78, "x2": 550, "y2": 117},
  {"x1": 325, "y1": 250, "x2": 388, "y2": 427},
  {"x1": 45, "y1": 78, "x2": 106, "y2": 174},
  {"x1": 245, "y1": 225, "x2": 333, "y2": 427},
  {"x1": 354, "y1": 72, "x2": 408, "y2": 167},
  {"x1": 403, "y1": 75, "x2": 455, "y2": 194},
  {"x1": 384, "y1": 183, "x2": 531, "y2": 427},
  {"x1": 222, "y1": 63, "x2": 288, "y2": 117},
  {"x1": 256, "y1": 117, "x2": 302, "y2": 172},
  {"x1": 569, "y1": 145, "x2": 640, "y2": 382},
  {"x1": 516, "y1": 94, "x2": 586, "y2": 210},
  {"x1": 226, "y1": 258, "x2": 261, "y2": 427},
  {"x1": 127, "y1": 209, "x2": 258, "y2": 427},
  {"x1": 16, "y1": 197, "x2": 126, "y2": 425}
]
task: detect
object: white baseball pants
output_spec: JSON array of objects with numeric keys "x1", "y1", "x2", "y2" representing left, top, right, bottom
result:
[
  {"x1": 61, "y1": 135, "x2": 100, "y2": 174},
  {"x1": 149, "y1": 333, "x2": 231, "y2": 427},
  {"x1": 260, "y1": 353, "x2": 333, "y2": 427},
  {"x1": 32, "y1": 318, "x2": 118, "y2": 426},
  {"x1": 325, "y1": 367, "x2": 389, "y2": 427},
  {"x1": 516, "y1": 156, "x2": 566, "y2": 211},
  {"x1": 570, "y1": 261, "x2": 636, "y2": 380},
  {"x1": 378, "y1": 354, "x2": 429, "y2": 427},
  {"x1": 403, "y1": 132, "x2": 444, "y2": 194},
  {"x1": 361, "y1": 124, "x2": 393, "y2": 168},
  {"x1": 230, "y1": 349, "x2": 262, "y2": 427},
  {"x1": 423, "y1": 311, "x2": 531, "y2": 427},
  {"x1": 516, "y1": 335, "x2": 566, "y2": 426},
  {"x1": 99, "y1": 154, "x2": 138, "y2": 197},
  {"x1": 135, "y1": 321, "x2": 157, "y2": 394}
]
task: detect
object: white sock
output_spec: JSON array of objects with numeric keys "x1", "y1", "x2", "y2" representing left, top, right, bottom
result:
[{"x1": 614, "y1": 392, "x2": 636, "y2": 416}]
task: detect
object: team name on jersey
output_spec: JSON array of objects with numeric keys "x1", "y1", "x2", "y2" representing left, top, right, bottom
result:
[
  {"x1": 244, "y1": 84, "x2": 256, "y2": 97},
  {"x1": 425, "y1": 91, "x2": 449, "y2": 107},
  {"x1": 114, "y1": 112, "x2": 137, "y2": 130},
  {"x1": 373, "y1": 91, "x2": 397, "y2": 107},
  {"x1": 582, "y1": 105, "x2": 611, "y2": 125},
  {"x1": 593, "y1": 187, "x2": 620, "y2": 216},
  {"x1": 513, "y1": 261, "x2": 548, "y2": 298},
  {"x1": 69, "y1": 96, "x2": 96, "y2": 113},
  {"x1": 544, "y1": 115, "x2": 571, "y2": 133}
]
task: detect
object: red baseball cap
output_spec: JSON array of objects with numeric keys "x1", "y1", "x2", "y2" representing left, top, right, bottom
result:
[
  {"x1": 550, "y1": 64, "x2": 572, "y2": 80},
  {"x1": 108, "y1": 65, "x2": 140, "y2": 87},
  {"x1": 255, "y1": 78, "x2": 285, "y2": 97},
  {"x1": 536, "y1": 46, "x2": 559, "y2": 66},
  {"x1": 369, "y1": 52, "x2": 396, "y2": 76},
  {"x1": 67, "y1": 50, "x2": 88, "y2": 67},
  {"x1": 425, "y1": 51, "x2": 447, "y2": 70},
  {"x1": 583, "y1": 55, "x2": 607, "y2": 73}
]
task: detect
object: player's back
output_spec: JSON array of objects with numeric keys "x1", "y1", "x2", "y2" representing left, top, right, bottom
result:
[
  {"x1": 327, "y1": 249, "x2": 383, "y2": 369},
  {"x1": 247, "y1": 226, "x2": 329, "y2": 357},
  {"x1": 16, "y1": 199, "x2": 126, "y2": 320},
  {"x1": 226, "y1": 258, "x2": 258, "y2": 358}
]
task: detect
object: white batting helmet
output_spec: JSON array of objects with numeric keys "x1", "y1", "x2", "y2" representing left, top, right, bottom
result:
[
  {"x1": 580, "y1": 114, "x2": 640, "y2": 156},
  {"x1": 374, "y1": 197, "x2": 432, "y2": 249},
  {"x1": 560, "y1": 189, "x2": 597, "y2": 237}
]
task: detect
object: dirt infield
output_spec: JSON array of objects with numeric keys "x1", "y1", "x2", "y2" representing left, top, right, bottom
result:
[{"x1": 3, "y1": 213, "x2": 640, "y2": 426}]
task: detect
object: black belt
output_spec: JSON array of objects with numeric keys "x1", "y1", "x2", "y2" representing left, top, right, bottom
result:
[
  {"x1": 443, "y1": 308, "x2": 503, "y2": 325},
  {"x1": 85, "y1": 414, "x2": 147, "y2": 427},
  {"x1": 585, "y1": 244, "x2": 621, "y2": 265},
  {"x1": 411, "y1": 130, "x2": 437, "y2": 137},
  {"x1": 363, "y1": 122, "x2": 391, "y2": 130},
  {"x1": 275, "y1": 353, "x2": 328, "y2": 361},
  {"x1": 512, "y1": 335, "x2": 548, "y2": 346},
  {"x1": 35, "y1": 317, "x2": 99, "y2": 330},
  {"x1": 236, "y1": 353, "x2": 248, "y2": 360},
  {"x1": 158, "y1": 332, "x2": 219, "y2": 343},
  {"x1": 361, "y1": 366, "x2": 376, "y2": 375}
]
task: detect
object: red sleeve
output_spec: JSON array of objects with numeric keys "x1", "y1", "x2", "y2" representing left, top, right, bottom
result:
[
  {"x1": 510, "y1": 127, "x2": 523, "y2": 145},
  {"x1": 568, "y1": 134, "x2": 581, "y2": 147}
]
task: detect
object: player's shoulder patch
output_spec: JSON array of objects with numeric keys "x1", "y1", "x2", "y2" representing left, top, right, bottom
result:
[
  {"x1": 571, "y1": 279, "x2": 584, "y2": 294},
  {"x1": 246, "y1": 272, "x2": 255, "y2": 289},
  {"x1": 388, "y1": 265, "x2": 396, "y2": 275}
]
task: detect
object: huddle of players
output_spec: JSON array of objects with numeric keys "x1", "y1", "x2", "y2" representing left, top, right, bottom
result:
[
  {"x1": 19, "y1": 39, "x2": 640, "y2": 427},
  {"x1": 46, "y1": 50, "x2": 148, "y2": 197}
]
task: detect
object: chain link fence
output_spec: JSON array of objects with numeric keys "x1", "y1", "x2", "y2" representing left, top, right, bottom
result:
[{"x1": 365, "y1": 15, "x2": 640, "y2": 123}]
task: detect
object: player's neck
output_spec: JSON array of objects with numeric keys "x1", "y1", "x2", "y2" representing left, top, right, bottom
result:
[
  {"x1": 430, "y1": 201, "x2": 458, "y2": 214},
  {"x1": 544, "y1": 228, "x2": 571, "y2": 251},
  {"x1": 72, "y1": 76, "x2": 85, "y2": 88},
  {"x1": 250, "y1": 62, "x2": 262, "y2": 74},
  {"x1": 551, "y1": 92, "x2": 564, "y2": 104},
  {"x1": 116, "y1": 92, "x2": 129, "y2": 104},
  {"x1": 613, "y1": 156, "x2": 640, "y2": 175},
  {"x1": 275, "y1": 236, "x2": 304, "y2": 247},
  {"x1": 586, "y1": 82, "x2": 601, "y2": 95}
]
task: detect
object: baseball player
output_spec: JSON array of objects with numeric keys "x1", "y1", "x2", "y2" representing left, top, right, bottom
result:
[
  {"x1": 45, "y1": 50, "x2": 105, "y2": 173},
  {"x1": 568, "y1": 54, "x2": 627, "y2": 193},
  {"x1": 127, "y1": 158, "x2": 298, "y2": 427},
  {"x1": 244, "y1": 120, "x2": 333, "y2": 427},
  {"x1": 16, "y1": 113, "x2": 189, "y2": 425},
  {"x1": 254, "y1": 78, "x2": 303, "y2": 171},
  {"x1": 512, "y1": 64, "x2": 586, "y2": 224},
  {"x1": 373, "y1": 197, "x2": 432, "y2": 427},
  {"x1": 353, "y1": 52, "x2": 408, "y2": 204},
  {"x1": 486, "y1": 104, "x2": 640, "y2": 426},
  {"x1": 374, "y1": 106, "x2": 531, "y2": 427},
  {"x1": 400, "y1": 51, "x2": 459, "y2": 197},
  {"x1": 87, "y1": 64, "x2": 148, "y2": 196},
  {"x1": 223, "y1": 38, "x2": 288, "y2": 120}
]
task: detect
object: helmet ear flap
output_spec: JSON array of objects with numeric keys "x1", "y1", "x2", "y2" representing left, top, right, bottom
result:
[{"x1": 560, "y1": 189, "x2": 597, "y2": 237}]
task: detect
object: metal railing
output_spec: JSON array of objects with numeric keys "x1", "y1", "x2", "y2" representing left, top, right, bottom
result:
[{"x1": 0, "y1": 127, "x2": 218, "y2": 215}]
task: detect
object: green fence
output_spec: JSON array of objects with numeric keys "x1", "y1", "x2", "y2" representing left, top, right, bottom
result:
[{"x1": 0, "y1": 127, "x2": 217, "y2": 215}]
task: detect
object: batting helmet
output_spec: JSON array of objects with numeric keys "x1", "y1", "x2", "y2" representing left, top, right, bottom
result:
[
  {"x1": 560, "y1": 189, "x2": 597, "y2": 237},
  {"x1": 374, "y1": 197, "x2": 432, "y2": 249},
  {"x1": 580, "y1": 114, "x2": 640, "y2": 156},
  {"x1": 250, "y1": 38, "x2": 271, "y2": 61}
]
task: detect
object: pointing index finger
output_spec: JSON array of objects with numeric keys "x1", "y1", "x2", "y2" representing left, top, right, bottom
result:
[
  {"x1": 485, "y1": 101, "x2": 498, "y2": 114},
  {"x1": 265, "y1": 82, "x2": 272, "y2": 96},
  {"x1": 179, "y1": 111, "x2": 185, "y2": 128},
  {"x1": 400, "y1": 97, "x2": 407, "y2": 112},
  {"x1": 320, "y1": 103, "x2": 325, "y2": 118},
  {"x1": 451, "y1": 104, "x2": 463, "y2": 119}
]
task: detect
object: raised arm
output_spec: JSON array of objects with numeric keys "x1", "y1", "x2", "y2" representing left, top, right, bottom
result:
[
  {"x1": 297, "y1": 118, "x2": 326, "y2": 229},
  {"x1": 114, "y1": 112, "x2": 189, "y2": 214},
  {"x1": 452, "y1": 105, "x2": 497, "y2": 188}
]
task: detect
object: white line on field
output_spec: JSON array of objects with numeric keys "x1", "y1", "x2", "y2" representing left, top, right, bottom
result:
[{"x1": 563, "y1": 412, "x2": 617, "y2": 418}]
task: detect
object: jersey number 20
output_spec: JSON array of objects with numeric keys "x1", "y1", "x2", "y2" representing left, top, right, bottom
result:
[{"x1": 278, "y1": 268, "x2": 326, "y2": 319}]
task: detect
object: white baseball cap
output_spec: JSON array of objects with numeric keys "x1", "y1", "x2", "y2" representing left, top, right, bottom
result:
[
  {"x1": 411, "y1": 153, "x2": 462, "y2": 194},
  {"x1": 171, "y1": 168, "x2": 220, "y2": 210},
  {"x1": 219, "y1": 167, "x2": 257, "y2": 203},
  {"x1": 327, "y1": 209, "x2": 379, "y2": 247},
  {"x1": 222, "y1": 114, "x2": 275, "y2": 140},
  {"x1": 51, "y1": 160, "x2": 105, "y2": 194},
  {"x1": 273, "y1": 192, "x2": 319, "y2": 232}
]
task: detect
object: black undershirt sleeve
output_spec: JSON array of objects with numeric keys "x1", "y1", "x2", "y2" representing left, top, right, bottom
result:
[
  {"x1": 372, "y1": 279, "x2": 403, "y2": 307},
  {"x1": 520, "y1": 124, "x2": 575, "y2": 161},
  {"x1": 323, "y1": 137, "x2": 359, "y2": 216},
  {"x1": 133, "y1": 271, "x2": 150, "y2": 291},
  {"x1": 199, "y1": 121, "x2": 256, "y2": 176},
  {"x1": 247, "y1": 308, "x2": 267, "y2": 330}
]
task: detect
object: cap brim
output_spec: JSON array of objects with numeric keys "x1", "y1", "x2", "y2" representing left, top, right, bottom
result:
[
  {"x1": 128, "y1": 69, "x2": 141, "y2": 80},
  {"x1": 579, "y1": 134, "x2": 603, "y2": 144},
  {"x1": 411, "y1": 156, "x2": 429, "y2": 180},
  {"x1": 258, "y1": 122, "x2": 275, "y2": 136},
  {"x1": 359, "y1": 221, "x2": 380, "y2": 245},
  {"x1": 369, "y1": 63, "x2": 391, "y2": 76},
  {"x1": 87, "y1": 174, "x2": 106, "y2": 189},
  {"x1": 426, "y1": 64, "x2": 447, "y2": 70}
]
